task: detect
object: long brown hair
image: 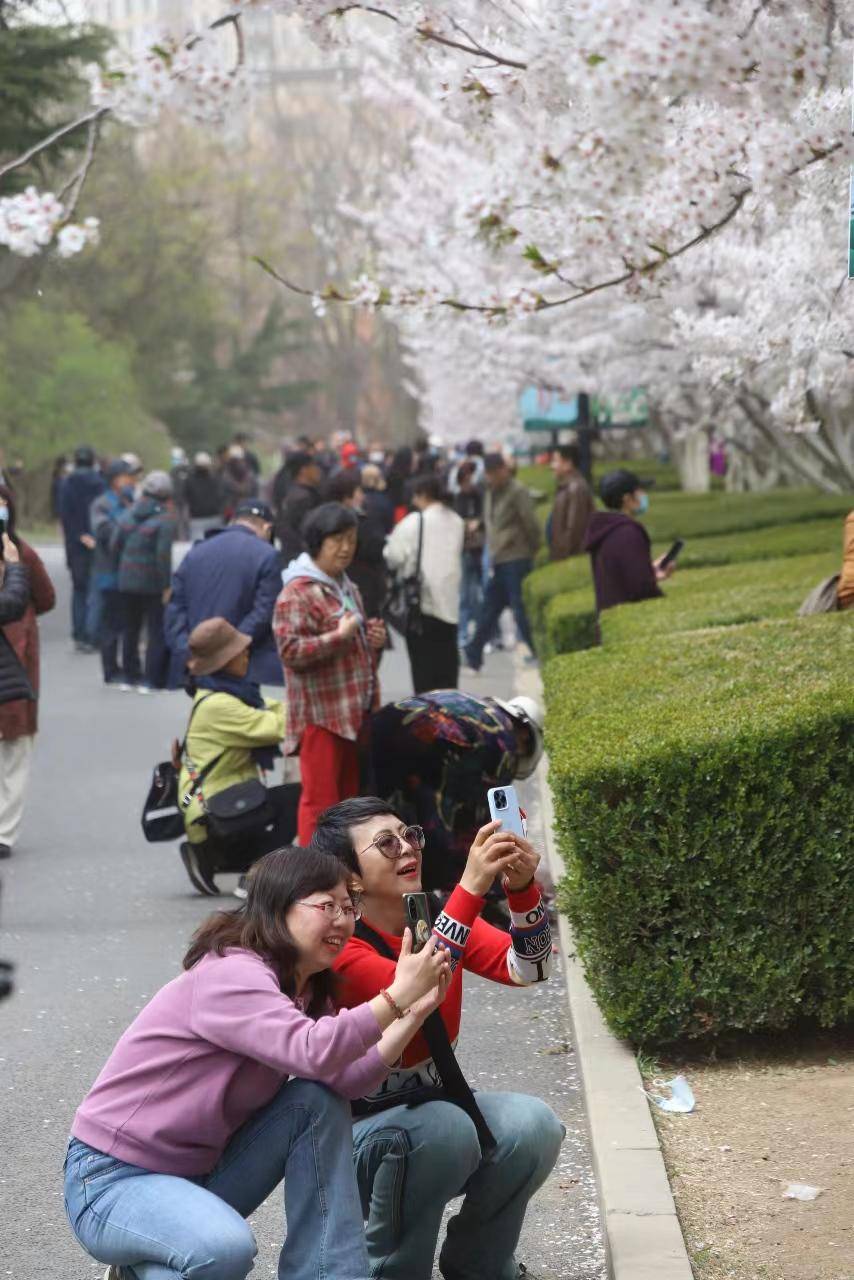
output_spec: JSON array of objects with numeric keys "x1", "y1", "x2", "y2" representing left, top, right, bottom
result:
[{"x1": 183, "y1": 846, "x2": 352, "y2": 1017}]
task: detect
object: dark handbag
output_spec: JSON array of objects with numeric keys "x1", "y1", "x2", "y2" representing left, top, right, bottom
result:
[
  {"x1": 386, "y1": 512, "x2": 424, "y2": 638},
  {"x1": 204, "y1": 779, "x2": 274, "y2": 840},
  {"x1": 141, "y1": 695, "x2": 220, "y2": 844}
]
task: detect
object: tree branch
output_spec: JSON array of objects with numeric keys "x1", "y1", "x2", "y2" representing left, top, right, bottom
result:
[{"x1": 0, "y1": 106, "x2": 110, "y2": 184}]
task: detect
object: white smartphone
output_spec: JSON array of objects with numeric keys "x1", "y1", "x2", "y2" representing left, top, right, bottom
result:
[{"x1": 487, "y1": 785, "x2": 526, "y2": 838}]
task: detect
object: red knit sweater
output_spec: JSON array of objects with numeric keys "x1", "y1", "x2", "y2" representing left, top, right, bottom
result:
[{"x1": 334, "y1": 881, "x2": 552, "y2": 1103}]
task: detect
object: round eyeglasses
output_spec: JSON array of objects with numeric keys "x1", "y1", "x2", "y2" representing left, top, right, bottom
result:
[
  {"x1": 357, "y1": 825, "x2": 426, "y2": 861},
  {"x1": 295, "y1": 897, "x2": 362, "y2": 923}
]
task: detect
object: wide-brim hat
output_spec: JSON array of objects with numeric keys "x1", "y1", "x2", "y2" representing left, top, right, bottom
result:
[{"x1": 187, "y1": 617, "x2": 251, "y2": 676}]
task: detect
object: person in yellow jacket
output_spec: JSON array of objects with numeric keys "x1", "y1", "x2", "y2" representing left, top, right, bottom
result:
[{"x1": 178, "y1": 617, "x2": 295, "y2": 898}]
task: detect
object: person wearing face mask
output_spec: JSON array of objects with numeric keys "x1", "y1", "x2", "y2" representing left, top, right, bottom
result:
[
  {"x1": 0, "y1": 487, "x2": 56, "y2": 859},
  {"x1": 89, "y1": 460, "x2": 136, "y2": 687},
  {"x1": 583, "y1": 469, "x2": 674, "y2": 613},
  {"x1": 275, "y1": 503, "x2": 386, "y2": 846}
]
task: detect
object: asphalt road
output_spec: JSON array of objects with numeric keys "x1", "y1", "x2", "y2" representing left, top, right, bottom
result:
[{"x1": 2, "y1": 545, "x2": 605, "y2": 1280}]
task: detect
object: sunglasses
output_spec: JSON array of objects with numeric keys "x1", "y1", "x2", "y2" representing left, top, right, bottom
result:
[{"x1": 357, "y1": 825, "x2": 426, "y2": 861}]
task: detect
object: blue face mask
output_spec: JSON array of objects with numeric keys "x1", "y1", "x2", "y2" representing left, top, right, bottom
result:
[
  {"x1": 0, "y1": 505, "x2": 8, "y2": 525},
  {"x1": 635, "y1": 492, "x2": 649, "y2": 515},
  {"x1": 121, "y1": 484, "x2": 135, "y2": 500}
]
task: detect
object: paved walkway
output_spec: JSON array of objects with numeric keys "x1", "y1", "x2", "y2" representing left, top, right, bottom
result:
[{"x1": 2, "y1": 546, "x2": 606, "y2": 1279}]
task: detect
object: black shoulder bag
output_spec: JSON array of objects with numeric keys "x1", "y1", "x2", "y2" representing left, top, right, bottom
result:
[
  {"x1": 141, "y1": 696, "x2": 222, "y2": 843},
  {"x1": 385, "y1": 512, "x2": 424, "y2": 639},
  {"x1": 352, "y1": 919, "x2": 496, "y2": 1154}
]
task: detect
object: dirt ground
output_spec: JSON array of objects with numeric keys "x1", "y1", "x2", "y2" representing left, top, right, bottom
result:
[{"x1": 645, "y1": 1028, "x2": 854, "y2": 1280}]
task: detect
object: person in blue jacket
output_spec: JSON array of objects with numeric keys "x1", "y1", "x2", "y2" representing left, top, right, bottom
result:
[
  {"x1": 165, "y1": 500, "x2": 283, "y2": 688},
  {"x1": 58, "y1": 444, "x2": 105, "y2": 650}
]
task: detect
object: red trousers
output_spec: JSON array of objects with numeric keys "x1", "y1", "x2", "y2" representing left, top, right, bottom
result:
[{"x1": 298, "y1": 725, "x2": 361, "y2": 846}]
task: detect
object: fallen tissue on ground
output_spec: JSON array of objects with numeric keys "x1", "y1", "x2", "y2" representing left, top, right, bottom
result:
[
  {"x1": 644, "y1": 1074, "x2": 696, "y2": 1113},
  {"x1": 783, "y1": 1183, "x2": 822, "y2": 1201}
]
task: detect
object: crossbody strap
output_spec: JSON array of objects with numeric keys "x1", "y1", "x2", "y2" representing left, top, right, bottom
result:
[
  {"x1": 179, "y1": 694, "x2": 224, "y2": 810},
  {"x1": 354, "y1": 919, "x2": 496, "y2": 1153}
]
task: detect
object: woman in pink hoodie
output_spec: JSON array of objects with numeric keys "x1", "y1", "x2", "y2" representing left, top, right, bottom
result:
[{"x1": 63, "y1": 847, "x2": 450, "y2": 1280}]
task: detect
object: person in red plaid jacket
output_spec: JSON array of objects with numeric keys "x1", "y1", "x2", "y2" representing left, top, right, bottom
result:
[{"x1": 275, "y1": 502, "x2": 386, "y2": 843}]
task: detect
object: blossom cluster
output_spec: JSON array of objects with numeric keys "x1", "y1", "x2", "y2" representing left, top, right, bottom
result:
[
  {"x1": 86, "y1": 31, "x2": 248, "y2": 128},
  {"x1": 0, "y1": 187, "x2": 99, "y2": 259}
]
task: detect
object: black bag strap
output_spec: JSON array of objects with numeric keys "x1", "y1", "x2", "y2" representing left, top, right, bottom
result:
[
  {"x1": 354, "y1": 919, "x2": 496, "y2": 1153},
  {"x1": 414, "y1": 510, "x2": 424, "y2": 579},
  {"x1": 179, "y1": 694, "x2": 224, "y2": 809}
]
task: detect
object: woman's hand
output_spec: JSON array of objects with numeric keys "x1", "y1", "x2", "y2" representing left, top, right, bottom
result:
[
  {"x1": 1, "y1": 534, "x2": 19, "y2": 564},
  {"x1": 502, "y1": 834, "x2": 541, "y2": 893},
  {"x1": 408, "y1": 965, "x2": 452, "y2": 1023},
  {"x1": 387, "y1": 929, "x2": 451, "y2": 1010},
  {"x1": 336, "y1": 612, "x2": 360, "y2": 642},
  {"x1": 366, "y1": 618, "x2": 387, "y2": 650},
  {"x1": 459, "y1": 821, "x2": 521, "y2": 898}
]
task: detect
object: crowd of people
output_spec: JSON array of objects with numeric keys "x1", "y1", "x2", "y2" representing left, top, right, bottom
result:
[{"x1": 3, "y1": 429, "x2": 854, "y2": 1280}]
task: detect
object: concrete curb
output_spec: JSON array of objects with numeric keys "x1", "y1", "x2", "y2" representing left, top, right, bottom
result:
[{"x1": 515, "y1": 661, "x2": 694, "y2": 1280}]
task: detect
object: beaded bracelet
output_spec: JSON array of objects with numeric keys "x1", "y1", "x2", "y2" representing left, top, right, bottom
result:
[{"x1": 379, "y1": 987, "x2": 406, "y2": 1020}]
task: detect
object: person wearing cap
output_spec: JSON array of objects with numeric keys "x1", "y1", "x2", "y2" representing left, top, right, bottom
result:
[
  {"x1": 548, "y1": 443, "x2": 595, "y2": 561},
  {"x1": 583, "y1": 469, "x2": 673, "y2": 612},
  {"x1": 463, "y1": 452, "x2": 542, "y2": 674},
  {"x1": 89, "y1": 460, "x2": 136, "y2": 686},
  {"x1": 177, "y1": 617, "x2": 293, "y2": 896},
  {"x1": 165, "y1": 500, "x2": 283, "y2": 689},
  {"x1": 115, "y1": 471, "x2": 177, "y2": 692},
  {"x1": 58, "y1": 444, "x2": 106, "y2": 651},
  {"x1": 184, "y1": 451, "x2": 225, "y2": 543},
  {"x1": 368, "y1": 688, "x2": 545, "y2": 902}
]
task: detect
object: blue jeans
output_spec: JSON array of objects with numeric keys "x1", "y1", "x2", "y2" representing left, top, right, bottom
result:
[
  {"x1": 63, "y1": 1079, "x2": 371, "y2": 1280},
  {"x1": 457, "y1": 556, "x2": 483, "y2": 646},
  {"x1": 352, "y1": 1091, "x2": 564, "y2": 1280},
  {"x1": 67, "y1": 544, "x2": 93, "y2": 643},
  {"x1": 465, "y1": 559, "x2": 536, "y2": 669}
]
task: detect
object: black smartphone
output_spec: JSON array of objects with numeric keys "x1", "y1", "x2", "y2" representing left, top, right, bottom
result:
[
  {"x1": 402, "y1": 891, "x2": 432, "y2": 952},
  {"x1": 659, "y1": 538, "x2": 684, "y2": 569}
]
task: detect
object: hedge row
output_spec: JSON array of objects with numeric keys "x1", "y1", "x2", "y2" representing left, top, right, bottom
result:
[
  {"x1": 547, "y1": 613, "x2": 854, "y2": 1046},
  {"x1": 524, "y1": 514, "x2": 844, "y2": 654}
]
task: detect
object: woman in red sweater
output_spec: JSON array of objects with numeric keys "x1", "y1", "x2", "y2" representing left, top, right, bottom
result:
[
  {"x1": 0, "y1": 484, "x2": 56, "y2": 858},
  {"x1": 311, "y1": 796, "x2": 564, "y2": 1280}
]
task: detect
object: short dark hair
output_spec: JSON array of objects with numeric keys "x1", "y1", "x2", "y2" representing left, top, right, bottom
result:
[
  {"x1": 182, "y1": 847, "x2": 353, "y2": 1015},
  {"x1": 302, "y1": 501, "x2": 358, "y2": 556},
  {"x1": 287, "y1": 451, "x2": 316, "y2": 479},
  {"x1": 555, "y1": 444, "x2": 581, "y2": 468},
  {"x1": 310, "y1": 796, "x2": 405, "y2": 873},
  {"x1": 326, "y1": 470, "x2": 361, "y2": 503},
  {"x1": 412, "y1": 473, "x2": 449, "y2": 504},
  {"x1": 465, "y1": 439, "x2": 484, "y2": 456},
  {"x1": 483, "y1": 451, "x2": 507, "y2": 473}
]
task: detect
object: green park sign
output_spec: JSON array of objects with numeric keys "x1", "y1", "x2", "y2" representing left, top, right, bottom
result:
[{"x1": 518, "y1": 386, "x2": 649, "y2": 433}]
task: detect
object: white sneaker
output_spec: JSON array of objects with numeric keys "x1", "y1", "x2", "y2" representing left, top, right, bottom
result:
[
  {"x1": 104, "y1": 1267, "x2": 125, "y2": 1280},
  {"x1": 136, "y1": 684, "x2": 155, "y2": 695}
]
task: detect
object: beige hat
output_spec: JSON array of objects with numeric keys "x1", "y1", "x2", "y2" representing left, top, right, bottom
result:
[{"x1": 187, "y1": 617, "x2": 251, "y2": 676}]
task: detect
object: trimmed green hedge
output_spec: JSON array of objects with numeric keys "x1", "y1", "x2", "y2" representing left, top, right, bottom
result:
[
  {"x1": 542, "y1": 587, "x2": 597, "y2": 658},
  {"x1": 599, "y1": 550, "x2": 838, "y2": 646},
  {"x1": 519, "y1": 456, "x2": 682, "y2": 499},
  {"x1": 643, "y1": 489, "x2": 852, "y2": 544},
  {"x1": 547, "y1": 613, "x2": 854, "y2": 1046},
  {"x1": 524, "y1": 514, "x2": 844, "y2": 652}
]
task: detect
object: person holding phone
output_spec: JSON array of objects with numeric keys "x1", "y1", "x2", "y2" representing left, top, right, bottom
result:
[
  {"x1": 63, "y1": 846, "x2": 451, "y2": 1280},
  {"x1": 583, "y1": 468, "x2": 676, "y2": 613},
  {"x1": 310, "y1": 796, "x2": 562, "y2": 1280}
]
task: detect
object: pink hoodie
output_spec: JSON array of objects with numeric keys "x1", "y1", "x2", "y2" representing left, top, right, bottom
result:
[{"x1": 72, "y1": 948, "x2": 387, "y2": 1176}]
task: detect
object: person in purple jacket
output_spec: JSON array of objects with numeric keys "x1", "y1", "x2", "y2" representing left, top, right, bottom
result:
[
  {"x1": 583, "y1": 469, "x2": 675, "y2": 612},
  {"x1": 63, "y1": 847, "x2": 451, "y2": 1280}
]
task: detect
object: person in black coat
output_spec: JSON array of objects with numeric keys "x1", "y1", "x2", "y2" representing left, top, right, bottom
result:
[
  {"x1": 58, "y1": 444, "x2": 105, "y2": 650},
  {"x1": 164, "y1": 500, "x2": 284, "y2": 688},
  {"x1": 274, "y1": 452, "x2": 322, "y2": 565},
  {"x1": 582, "y1": 469, "x2": 674, "y2": 612}
]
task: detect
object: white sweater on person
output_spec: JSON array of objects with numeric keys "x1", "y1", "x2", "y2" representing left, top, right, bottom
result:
[{"x1": 384, "y1": 504, "x2": 464, "y2": 626}]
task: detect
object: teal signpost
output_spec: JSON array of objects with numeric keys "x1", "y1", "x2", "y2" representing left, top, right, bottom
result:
[{"x1": 518, "y1": 385, "x2": 649, "y2": 480}]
